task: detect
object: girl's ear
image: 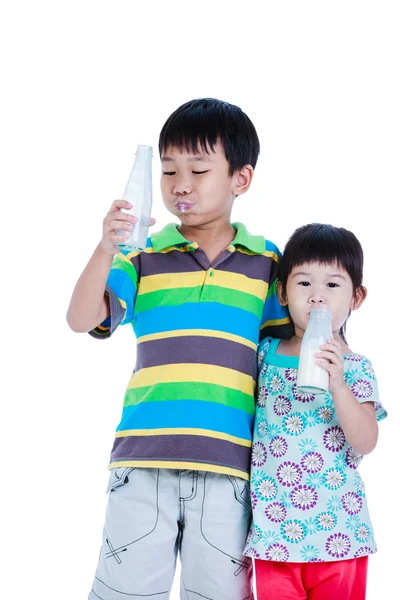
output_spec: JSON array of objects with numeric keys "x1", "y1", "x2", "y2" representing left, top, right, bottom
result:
[
  {"x1": 351, "y1": 286, "x2": 367, "y2": 311},
  {"x1": 276, "y1": 281, "x2": 288, "y2": 306}
]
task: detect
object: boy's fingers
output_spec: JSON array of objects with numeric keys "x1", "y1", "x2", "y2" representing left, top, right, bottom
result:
[
  {"x1": 106, "y1": 220, "x2": 134, "y2": 232},
  {"x1": 109, "y1": 199, "x2": 133, "y2": 213},
  {"x1": 105, "y1": 214, "x2": 137, "y2": 227}
]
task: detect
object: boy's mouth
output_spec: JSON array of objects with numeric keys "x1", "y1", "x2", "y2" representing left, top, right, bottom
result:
[{"x1": 176, "y1": 201, "x2": 194, "y2": 213}]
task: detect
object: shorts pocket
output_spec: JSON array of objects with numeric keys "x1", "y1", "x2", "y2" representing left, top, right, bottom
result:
[
  {"x1": 106, "y1": 467, "x2": 135, "y2": 493},
  {"x1": 103, "y1": 468, "x2": 160, "y2": 552},
  {"x1": 201, "y1": 473, "x2": 251, "y2": 558}
]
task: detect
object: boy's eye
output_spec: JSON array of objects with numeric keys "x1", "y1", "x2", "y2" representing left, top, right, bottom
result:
[
  {"x1": 163, "y1": 171, "x2": 176, "y2": 176},
  {"x1": 327, "y1": 282, "x2": 339, "y2": 288},
  {"x1": 192, "y1": 170, "x2": 208, "y2": 175},
  {"x1": 298, "y1": 281, "x2": 311, "y2": 286}
]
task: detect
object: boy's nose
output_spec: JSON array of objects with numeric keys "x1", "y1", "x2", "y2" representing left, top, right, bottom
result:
[
  {"x1": 173, "y1": 179, "x2": 192, "y2": 195},
  {"x1": 309, "y1": 295, "x2": 325, "y2": 304}
]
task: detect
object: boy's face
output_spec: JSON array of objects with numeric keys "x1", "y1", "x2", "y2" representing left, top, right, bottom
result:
[{"x1": 160, "y1": 141, "x2": 248, "y2": 226}]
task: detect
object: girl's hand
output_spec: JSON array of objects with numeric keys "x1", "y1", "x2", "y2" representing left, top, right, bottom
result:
[
  {"x1": 316, "y1": 339, "x2": 346, "y2": 392},
  {"x1": 100, "y1": 200, "x2": 156, "y2": 255}
]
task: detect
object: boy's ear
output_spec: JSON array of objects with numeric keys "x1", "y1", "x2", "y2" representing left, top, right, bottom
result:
[
  {"x1": 232, "y1": 164, "x2": 253, "y2": 196},
  {"x1": 351, "y1": 285, "x2": 367, "y2": 311},
  {"x1": 276, "y1": 281, "x2": 288, "y2": 306}
]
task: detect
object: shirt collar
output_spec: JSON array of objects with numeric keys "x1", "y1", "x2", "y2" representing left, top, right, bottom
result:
[{"x1": 151, "y1": 222, "x2": 265, "y2": 254}]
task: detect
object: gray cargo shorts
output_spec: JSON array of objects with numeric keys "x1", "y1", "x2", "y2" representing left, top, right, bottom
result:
[{"x1": 88, "y1": 467, "x2": 253, "y2": 599}]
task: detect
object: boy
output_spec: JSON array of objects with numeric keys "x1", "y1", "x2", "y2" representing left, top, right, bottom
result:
[{"x1": 67, "y1": 98, "x2": 291, "y2": 599}]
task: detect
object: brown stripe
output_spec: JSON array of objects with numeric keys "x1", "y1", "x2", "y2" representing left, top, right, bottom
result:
[
  {"x1": 110, "y1": 434, "x2": 251, "y2": 474},
  {"x1": 88, "y1": 286, "x2": 125, "y2": 339},
  {"x1": 136, "y1": 335, "x2": 257, "y2": 378},
  {"x1": 141, "y1": 249, "x2": 204, "y2": 276},
  {"x1": 217, "y1": 251, "x2": 276, "y2": 281}
]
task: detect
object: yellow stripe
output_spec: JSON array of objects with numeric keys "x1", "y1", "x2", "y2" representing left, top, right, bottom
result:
[
  {"x1": 261, "y1": 316, "x2": 291, "y2": 330},
  {"x1": 137, "y1": 329, "x2": 257, "y2": 350},
  {"x1": 138, "y1": 269, "x2": 268, "y2": 298},
  {"x1": 118, "y1": 251, "x2": 139, "y2": 261},
  {"x1": 108, "y1": 460, "x2": 249, "y2": 480},
  {"x1": 142, "y1": 246, "x2": 188, "y2": 254},
  {"x1": 115, "y1": 428, "x2": 252, "y2": 447},
  {"x1": 211, "y1": 270, "x2": 268, "y2": 300},
  {"x1": 127, "y1": 363, "x2": 255, "y2": 394},
  {"x1": 236, "y1": 247, "x2": 279, "y2": 262},
  {"x1": 138, "y1": 271, "x2": 206, "y2": 294}
]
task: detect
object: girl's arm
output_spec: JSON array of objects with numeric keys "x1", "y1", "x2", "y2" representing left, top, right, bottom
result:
[{"x1": 317, "y1": 340, "x2": 378, "y2": 455}]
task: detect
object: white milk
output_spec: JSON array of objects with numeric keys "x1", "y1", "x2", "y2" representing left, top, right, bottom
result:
[{"x1": 297, "y1": 336, "x2": 329, "y2": 394}]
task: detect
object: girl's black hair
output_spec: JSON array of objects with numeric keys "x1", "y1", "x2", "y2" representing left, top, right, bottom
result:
[
  {"x1": 159, "y1": 98, "x2": 260, "y2": 175},
  {"x1": 280, "y1": 223, "x2": 365, "y2": 342}
]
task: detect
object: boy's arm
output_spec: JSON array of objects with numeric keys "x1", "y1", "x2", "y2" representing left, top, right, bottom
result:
[
  {"x1": 66, "y1": 199, "x2": 136, "y2": 333},
  {"x1": 260, "y1": 242, "x2": 293, "y2": 340},
  {"x1": 66, "y1": 243, "x2": 113, "y2": 333}
]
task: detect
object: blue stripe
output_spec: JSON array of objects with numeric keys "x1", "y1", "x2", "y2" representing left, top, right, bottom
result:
[
  {"x1": 107, "y1": 269, "x2": 136, "y2": 324},
  {"x1": 133, "y1": 302, "x2": 260, "y2": 341},
  {"x1": 116, "y1": 400, "x2": 254, "y2": 440},
  {"x1": 265, "y1": 239, "x2": 280, "y2": 255},
  {"x1": 261, "y1": 292, "x2": 288, "y2": 324}
]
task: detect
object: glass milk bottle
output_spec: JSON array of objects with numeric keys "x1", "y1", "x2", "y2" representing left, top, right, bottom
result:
[
  {"x1": 296, "y1": 306, "x2": 333, "y2": 394},
  {"x1": 116, "y1": 145, "x2": 153, "y2": 252}
]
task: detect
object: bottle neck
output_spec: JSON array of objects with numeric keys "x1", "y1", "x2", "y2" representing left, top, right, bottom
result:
[
  {"x1": 136, "y1": 145, "x2": 153, "y2": 157},
  {"x1": 309, "y1": 306, "x2": 332, "y2": 322}
]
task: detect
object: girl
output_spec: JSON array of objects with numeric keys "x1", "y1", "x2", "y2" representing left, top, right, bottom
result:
[{"x1": 244, "y1": 224, "x2": 387, "y2": 600}]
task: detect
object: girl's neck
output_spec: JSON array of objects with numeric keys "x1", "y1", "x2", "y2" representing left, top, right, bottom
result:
[{"x1": 277, "y1": 330, "x2": 351, "y2": 357}]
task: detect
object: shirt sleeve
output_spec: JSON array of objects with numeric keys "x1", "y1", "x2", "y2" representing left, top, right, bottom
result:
[
  {"x1": 344, "y1": 354, "x2": 387, "y2": 422},
  {"x1": 89, "y1": 252, "x2": 139, "y2": 340},
  {"x1": 260, "y1": 242, "x2": 293, "y2": 341}
]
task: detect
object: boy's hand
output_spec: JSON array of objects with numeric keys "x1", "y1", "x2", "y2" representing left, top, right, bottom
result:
[
  {"x1": 100, "y1": 200, "x2": 156, "y2": 255},
  {"x1": 316, "y1": 339, "x2": 346, "y2": 392}
]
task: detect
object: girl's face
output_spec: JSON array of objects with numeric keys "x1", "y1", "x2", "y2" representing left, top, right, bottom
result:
[{"x1": 278, "y1": 262, "x2": 364, "y2": 338}]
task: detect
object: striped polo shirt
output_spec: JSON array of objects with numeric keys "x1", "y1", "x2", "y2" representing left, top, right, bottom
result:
[{"x1": 90, "y1": 222, "x2": 291, "y2": 480}]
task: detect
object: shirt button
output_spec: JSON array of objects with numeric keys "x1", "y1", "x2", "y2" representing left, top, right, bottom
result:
[
  {"x1": 209, "y1": 270, "x2": 214, "y2": 277},
  {"x1": 189, "y1": 246, "x2": 195, "y2": 252}
]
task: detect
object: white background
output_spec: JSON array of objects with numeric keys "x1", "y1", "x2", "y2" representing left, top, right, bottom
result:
[{"x1": 1, "y1": 1, "x2": 398, "y2": 598}]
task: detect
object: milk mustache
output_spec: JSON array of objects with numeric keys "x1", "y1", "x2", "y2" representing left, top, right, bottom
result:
[{"x1": 296, "y1": 306, "x2": 333, "y2": 394}]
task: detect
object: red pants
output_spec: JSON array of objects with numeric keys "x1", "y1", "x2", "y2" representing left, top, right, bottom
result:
[{"x1": 254, "y1": 556, "x2": 368, "y2": 600}]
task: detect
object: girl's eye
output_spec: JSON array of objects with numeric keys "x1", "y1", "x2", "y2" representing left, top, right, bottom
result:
[
  {"x1": 163, "y1": 171, "x2": 175, "y2": 176},
  {"x1": 192, "y1": 170, "x2": 208, "y2": 175},
  {"x1": 327, "y1": 282, "x2": 339, "y2": 288},
  {"x1": 298, "y1": 281, "x2": 310, "y2": 286}
]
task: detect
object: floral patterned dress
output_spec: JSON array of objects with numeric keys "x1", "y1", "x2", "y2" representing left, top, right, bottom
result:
[{"x1": 243, "y1": 337, "x2": 387, "y2": 563}]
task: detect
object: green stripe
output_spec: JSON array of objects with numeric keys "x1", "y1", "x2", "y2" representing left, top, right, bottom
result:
[
  {"x1": 267, "y1": 277, "x2": 277, "y2": 299},
  {"x1": 135, "y1": 287, "x2": 201, "y2": 312},
  {"x1": 123, "y1": 381, "x2": 255, "y2": 414},
  {"x1": 113, "y1": 255, "x2": 138, "y2": 287},
  {"x1": 135, "y1": 285, "x2": 263, "y2": 317}
]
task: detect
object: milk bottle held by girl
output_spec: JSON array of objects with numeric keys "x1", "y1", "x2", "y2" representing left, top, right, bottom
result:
[{"x1": 296, "y1": 306, "x2": 332, "y2": 394}]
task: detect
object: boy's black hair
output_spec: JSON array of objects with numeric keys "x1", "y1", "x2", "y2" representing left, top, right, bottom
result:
[
  {"x1": 279, "y1": 223, "x2": 365, "y2": 342},
  {"x1": 159, "y1": 98, "x2": 260, "y2": 175}
]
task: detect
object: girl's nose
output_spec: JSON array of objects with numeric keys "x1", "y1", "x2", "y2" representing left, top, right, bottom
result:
[{"x1": 309, "y1": 294, "x2": 325, "y2": 304}]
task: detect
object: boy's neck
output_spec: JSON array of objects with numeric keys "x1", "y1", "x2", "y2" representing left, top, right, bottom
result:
[{"x1": 178, "y1": 219, "x2": 236, "y2": 264}]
